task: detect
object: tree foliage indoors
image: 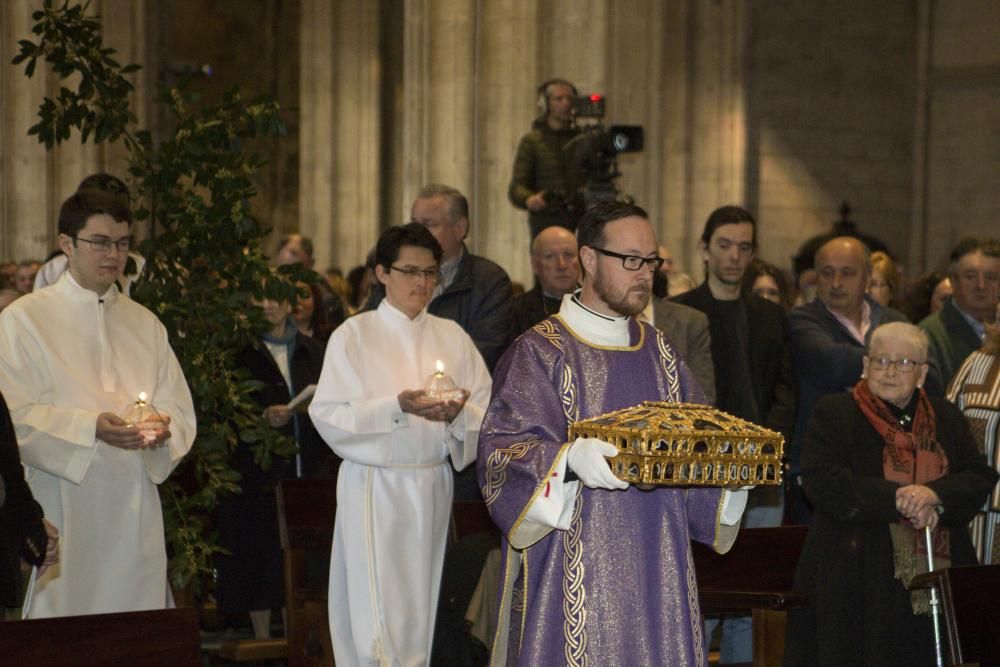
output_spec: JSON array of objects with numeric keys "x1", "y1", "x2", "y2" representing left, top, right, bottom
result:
[{"x1": 13, "y1": 0, "x2": 311, "y2": 597}]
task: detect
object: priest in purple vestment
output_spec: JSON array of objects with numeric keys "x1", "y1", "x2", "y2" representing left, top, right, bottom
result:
[{"x1": 477, "y1": 202, "x2": 749, "y2": 667}]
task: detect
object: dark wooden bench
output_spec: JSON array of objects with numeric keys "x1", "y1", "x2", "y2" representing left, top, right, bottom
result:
[
  {"x1": 0, "y1": 607, "x2": 201, "y2": 666},
  {"x1": 451, "y1": 499, "x2": 498, "y2": 543},
  {"x1": 276, "y1": 478, "x2": 338, "y2": 667},
  {"x1": 692, "y1": 525, "x2": 808, "y2": 667},
  {"x1": 911, "y1": 563, "x2": 1000, "y2": 666}
]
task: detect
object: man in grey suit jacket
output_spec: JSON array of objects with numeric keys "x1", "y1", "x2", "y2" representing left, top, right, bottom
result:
[{"x1": 652, "y1": 298, "x2": 716, "y2": 405}]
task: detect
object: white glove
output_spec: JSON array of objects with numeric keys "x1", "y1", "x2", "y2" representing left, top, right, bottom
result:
[{"x1": 567, "y1": 437, "x2": 629, "y2": 491}]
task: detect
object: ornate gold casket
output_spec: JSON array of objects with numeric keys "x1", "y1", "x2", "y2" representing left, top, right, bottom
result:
[{"x1": 568, "y1": 401, "x2": 784, "y2": 487}]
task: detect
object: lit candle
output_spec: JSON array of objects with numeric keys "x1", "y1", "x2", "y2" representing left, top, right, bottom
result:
[
  {"x1": 122, "y1": 391, "x2": 165, "y2": 443},
  {"x1": 426, "y1": 359, "x2": 462, "y2": 401}
]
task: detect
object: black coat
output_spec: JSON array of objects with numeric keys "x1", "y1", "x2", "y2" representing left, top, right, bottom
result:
[
  {"x1": 215, "y1": 332, "x2": 332, "y2": 613},
  {"x1": 509, "y1": 285, "x2": 562, "y2": 341},
  {"x1": 784, "y1": 393, "x2": 998, "y2": 666},
  {"x1": 672, "y1": 282, "x2": 796, "y2": 439},
  {"x1": 0, "y1": 392, "x2": 47, "y2": 607},
  {"x1": 233, "y1": 334, "x2": 332, "y2": 484}
]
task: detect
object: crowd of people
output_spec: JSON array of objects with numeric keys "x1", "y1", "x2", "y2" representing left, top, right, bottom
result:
[{"x1": 0, "y1": 77, "x2": 998, "y2": 667}]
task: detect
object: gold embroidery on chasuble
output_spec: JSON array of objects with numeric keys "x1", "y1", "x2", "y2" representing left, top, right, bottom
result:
[
  {"x1": 561, "y1": 364, "x2": 579, "y2": 424},
  {"x1": 483, "y1": 439, "x2": 541, "y2": 507},
  {"x1": 533, "y1": 318, "x2": 564, "y2": 352},
  {"x1": 686, "y1": 546, "x2": 706, "y2": 666},
  {"x1": 656, "y1": 330, "x2": 681, "y2": 401},
  {"x1": 563, "y1": 483, "x2": 588, "y2": 667}
]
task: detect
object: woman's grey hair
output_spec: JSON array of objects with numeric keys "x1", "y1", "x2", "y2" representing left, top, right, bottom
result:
[{"x1": 867, "y1": 321, "x2": 930, "y2": 360}]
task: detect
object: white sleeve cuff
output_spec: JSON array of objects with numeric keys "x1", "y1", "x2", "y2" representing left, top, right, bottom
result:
[
  {"x1": 512, "y1": 450, "x2": 579, "y2": 548},
  {"x1": 719, "y1": 488, "x2": 749, "y2": 526}
]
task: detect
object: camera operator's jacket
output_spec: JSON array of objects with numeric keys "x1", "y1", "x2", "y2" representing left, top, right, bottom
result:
[{"x1": 508, "y1": 118, "x2": 584, "y2": 236}]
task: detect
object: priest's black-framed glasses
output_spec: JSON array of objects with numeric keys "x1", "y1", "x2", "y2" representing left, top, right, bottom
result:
[{"x1": 589, "y1": 246, "x2": 664, "y2": 272}]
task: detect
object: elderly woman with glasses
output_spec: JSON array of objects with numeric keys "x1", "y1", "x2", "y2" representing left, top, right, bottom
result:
[{"x1": 784, "y1": 321, "x2": 998, "y2": 666}]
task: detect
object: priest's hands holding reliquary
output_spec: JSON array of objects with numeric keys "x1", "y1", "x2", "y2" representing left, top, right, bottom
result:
[
  {"x1": 398, "y1": 389, "x2": 470, "y2": 424},
  {"x1": 97, "y1": 412, "x2": 172, "y2": 450},
  {"x1": 567, "y1": 437, "x2": 629, "y2": 491}
]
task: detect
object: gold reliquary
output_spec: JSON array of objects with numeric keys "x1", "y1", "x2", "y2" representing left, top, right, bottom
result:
[{"x1": 568, "y1": 401, "x2": 784, "y2": 488}]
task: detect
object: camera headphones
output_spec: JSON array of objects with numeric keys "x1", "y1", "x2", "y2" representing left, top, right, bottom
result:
[{"x1": 536, "y1": 78, "x2": 578, "y2": 116}]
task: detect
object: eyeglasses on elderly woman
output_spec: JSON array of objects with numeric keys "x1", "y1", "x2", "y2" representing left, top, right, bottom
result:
[{"x1": 864, "y1": 356, "x2": 927, "y2": 373}]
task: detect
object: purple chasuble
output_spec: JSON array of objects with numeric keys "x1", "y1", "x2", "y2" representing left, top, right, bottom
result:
[{"x1": 478, "y1": 314, "x2": 728, "y2": 667}]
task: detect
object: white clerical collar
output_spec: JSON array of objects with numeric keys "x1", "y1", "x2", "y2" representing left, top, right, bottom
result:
[
  {"x1": 557, "y1": 291, "x2": 631, "y2": 347},
  {"x1": 58, "y1": 271, "x2": 119, "y2": 304},
  {"x1": 378, "y1": 296, "x2": 427, "y2": 324}
]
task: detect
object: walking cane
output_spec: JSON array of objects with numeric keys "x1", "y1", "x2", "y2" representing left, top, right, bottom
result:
[{"x1": 924, "y1": 525, "x2": 945, "y2": 667}]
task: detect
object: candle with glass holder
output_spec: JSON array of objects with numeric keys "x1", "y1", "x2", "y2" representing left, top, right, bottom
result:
[
  {"x1": 424, "y1": 360, "x2": 464, "y2": 402},
  {"x1": 121, "y1": 392, "x2": 167, "y2": 444}
]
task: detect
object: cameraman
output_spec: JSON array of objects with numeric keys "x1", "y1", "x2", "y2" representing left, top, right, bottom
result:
[{"x1": 508, "y1": 79, "x2": 586, "y2": 238}]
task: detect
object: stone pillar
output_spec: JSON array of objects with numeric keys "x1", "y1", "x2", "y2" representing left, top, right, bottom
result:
[
  {"x1": 0, "y1": 0, "x2": 51, "y2": 263},
  {"x1": 475, "y1": 0, "x2": 539, "y2": 284},
  {"x1": 299, "y1": 0, "x2": 381, "y2": 273},
  {"x1": 681, "y1": 0, "x2": 748, "y2": 275},
  {"x1": 0, "y1": 0, "x2": 151, "y2": 263},
  {"x1": 399, "y1": 0, "x2": 477, "y2": 231}
]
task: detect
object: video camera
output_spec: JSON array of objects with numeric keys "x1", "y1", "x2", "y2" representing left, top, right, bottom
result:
[{"x1": 567, "y1": 94, "x2": 644, "y2": 211}]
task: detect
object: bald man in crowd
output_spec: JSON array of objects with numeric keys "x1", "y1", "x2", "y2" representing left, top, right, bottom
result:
[
  {"x1": 510, "y1": 225, "x2": 580, "y2": 338},
  {"x1": 786, "y1": 237, "x2": 912, "y2": 522}
]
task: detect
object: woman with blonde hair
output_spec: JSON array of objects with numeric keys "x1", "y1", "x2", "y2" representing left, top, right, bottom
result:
[{"x1": 869, "y1": 251, "x2": 901, "y2": 309}]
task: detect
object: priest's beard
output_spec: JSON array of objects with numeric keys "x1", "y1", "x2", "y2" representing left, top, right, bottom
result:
[{"x1": 593, "y1": 266, "x2": 651, "y2": 317}]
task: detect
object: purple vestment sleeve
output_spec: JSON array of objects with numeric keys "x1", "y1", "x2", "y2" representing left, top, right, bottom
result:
[{"x1": 478, "y1": 325, "x2": 572, "y2": 544}]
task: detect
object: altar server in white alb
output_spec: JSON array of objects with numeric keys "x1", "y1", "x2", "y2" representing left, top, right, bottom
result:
[
  {"x1": 0, "y1": 189, "x2": 195, "y2": 618},
  {"x1": 309, "y1": 223, "x2": 491, "y2": 667}
]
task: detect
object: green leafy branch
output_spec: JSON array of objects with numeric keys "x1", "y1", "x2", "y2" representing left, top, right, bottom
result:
[{"x1": 12, "y1": 0, "x2": 138, "y2": 145}]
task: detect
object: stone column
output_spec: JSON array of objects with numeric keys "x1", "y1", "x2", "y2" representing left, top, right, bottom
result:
[
  {"x1": 299, "y1": 0, "x2": 381, "y2": 273},
  {"x1": 399, "y1": 0, "x2": 477, "y2": 230},
  {"x1": 0, "y1": 0, "x2": 151, "y2": 263},
  {"x1": 0, "y1": 0, "x2": 51, "y2": 263},
  {"x1": 475, "y1": 0, "x2": 539, "y2": 284},
  {"x1": 681, "y1": 0, "x2": 748, "y2": 273}
]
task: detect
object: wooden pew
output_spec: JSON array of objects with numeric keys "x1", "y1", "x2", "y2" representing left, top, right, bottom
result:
[
  {"x1": 692, "y1": 525, "x2": 808, "y2": 667},
  {"x1": 910, "y1": 564, "x2": 1000, "y2": 666},
  {"x1": 450, "y1": 499, "x2": 499, "y2": 543},
  {"x1": 277, "y1": 478, "x2": 338, "y2": 667},
  {"x1": 0, "y1": 607, "x2": 201, "y2": 666}
]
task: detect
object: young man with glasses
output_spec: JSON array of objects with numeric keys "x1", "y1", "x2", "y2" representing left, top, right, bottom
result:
[
  {"x1": 309, "y1": 223, "x2": 491, "y2": 667},
  {"x1": 367, "y1": 184, "x2": 513, "y2": 502},
  {"x1": 367, "y1": 184, "x2": 513, "y2": 374},
  {"x1": 33, "y1": 173, "x2": 146, "y2": 294},
  {"x1": 477, "y1": 201, "x2": 749, "y2": 666},
  {"x1": 0, "y1": 189, "x2": 196, "y2": 618}
]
